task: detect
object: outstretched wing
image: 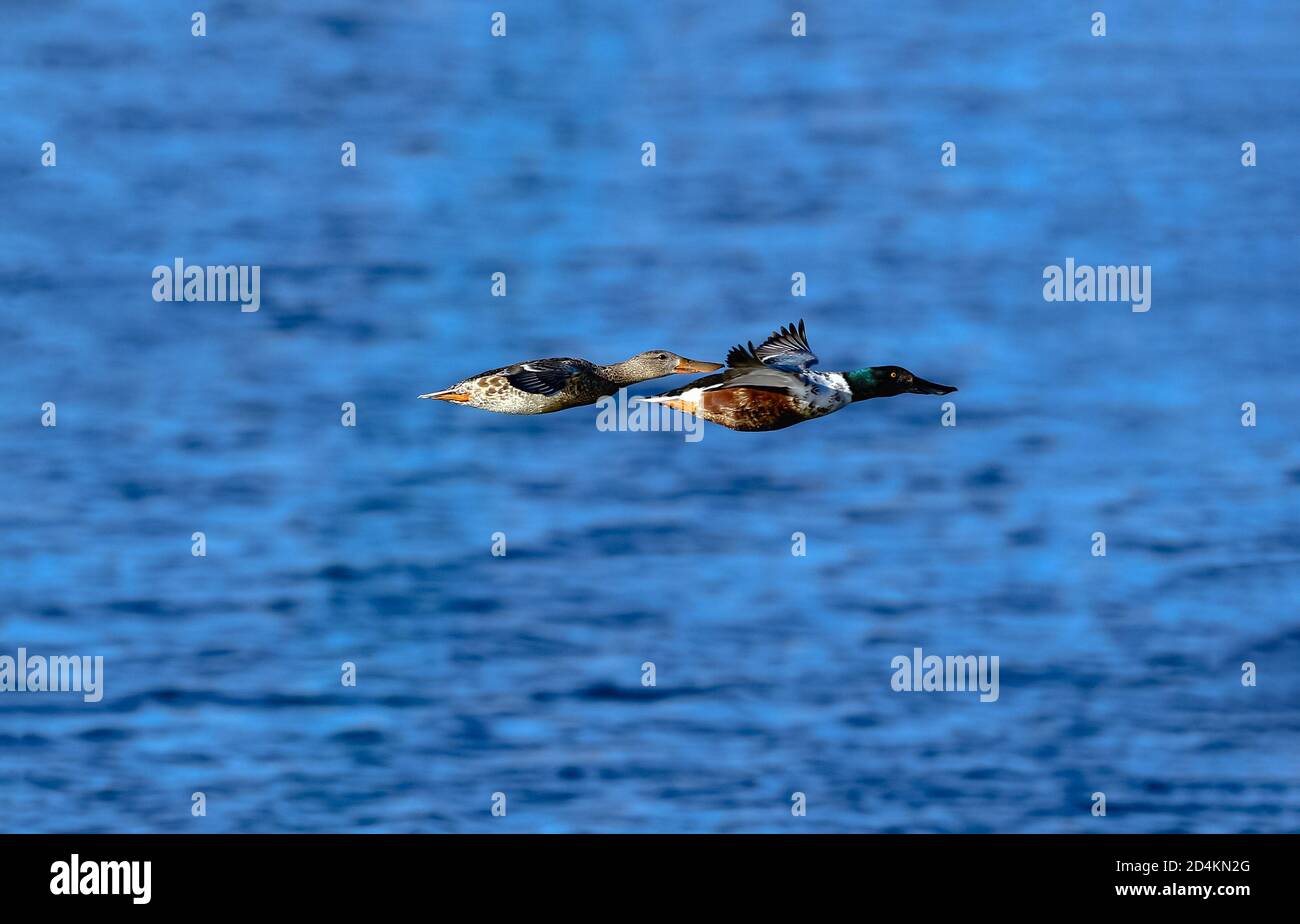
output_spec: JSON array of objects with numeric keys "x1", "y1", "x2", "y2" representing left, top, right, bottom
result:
[
  {"x1": 725, "y1": 342, "x2": 763, "y2": 368},
  {"x1": 506, "y1": 359, "x2": 581, "y2": 396},
  {"x1": 752, "y1": 320, "x2": 817, "y2": 371},
  {"x1": 724, "y1": 320, "x2": 816, "y2": 371}
]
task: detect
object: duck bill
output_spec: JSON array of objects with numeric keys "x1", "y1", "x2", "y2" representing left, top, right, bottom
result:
[
  {"x1": 908, "y1": 376, "x2": 957, "y2": 395},
  {"x1": 674, "y1": 357, "x2": 723, "y2": 373}
]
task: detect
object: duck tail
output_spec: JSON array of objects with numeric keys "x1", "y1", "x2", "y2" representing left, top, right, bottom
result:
[{"x1": 418, "y1": 389, "x2": 470, "y2": 402}]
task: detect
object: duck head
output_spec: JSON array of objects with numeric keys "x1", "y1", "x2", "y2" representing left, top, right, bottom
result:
[
  {"x1": 846, "y1": 365, "x2": 958, "y2": 401},
  {"x1": 613, "y1": 351, "x2": 722, "y2": 381}
]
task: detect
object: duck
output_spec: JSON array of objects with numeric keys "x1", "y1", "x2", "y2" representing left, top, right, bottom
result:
[
  {"x1": 638, "y1": 320, "x2": 956, "y2": 432},
  {"x1": 419, "y1": 350, "x2": 722, "y2": 415}
]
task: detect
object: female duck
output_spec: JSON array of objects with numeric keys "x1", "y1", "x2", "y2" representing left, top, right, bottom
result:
[
  {"x1": 420, "y1": 350, "x2": 721, "y2": 415},
  {"x1": 640, "y1": 320, "x2": 956, "y2": 432}
]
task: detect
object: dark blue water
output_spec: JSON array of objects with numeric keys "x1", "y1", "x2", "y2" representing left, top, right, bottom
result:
[{"x1": 2, "y1": 1, "x2": 1298, "y2": 832}]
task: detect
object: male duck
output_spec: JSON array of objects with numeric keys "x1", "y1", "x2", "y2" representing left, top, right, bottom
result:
[
  {"x1": 639, "y1": 320, "x2": 956, "y2": 431},
  {"x1": 419, "y1": 350, "x2": 721, "y2": 415}
]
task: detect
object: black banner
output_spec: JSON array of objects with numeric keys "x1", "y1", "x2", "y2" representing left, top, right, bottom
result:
[{"x1": 0, "y1": 834, "x2": 1285, "y2": 909}]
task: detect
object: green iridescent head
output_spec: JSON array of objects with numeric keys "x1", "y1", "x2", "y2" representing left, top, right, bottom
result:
[{"x1": 845, "y1": 366, "x2": 957, "y2": 401}]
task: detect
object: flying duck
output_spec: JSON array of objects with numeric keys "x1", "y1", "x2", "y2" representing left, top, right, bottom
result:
[
  {"x1": 638, "y1": 320, "x2": 956, "y2": 431},
  {"x1": 419, "y1": 350, "x2": 722, "y2": 414}
]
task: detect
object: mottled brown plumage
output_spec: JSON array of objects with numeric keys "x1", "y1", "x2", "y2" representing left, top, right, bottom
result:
[{"x1": 419, "y1": 351, "x2": 721, "y2": 415}]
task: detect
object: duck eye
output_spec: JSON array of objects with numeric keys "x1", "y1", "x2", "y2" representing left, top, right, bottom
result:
[
  {"x1": 657, "y1": 353, "x2": 667, "y2": 359},
  {"x1": 890, "y1": 371, "x2": 897, "y2": 378}
]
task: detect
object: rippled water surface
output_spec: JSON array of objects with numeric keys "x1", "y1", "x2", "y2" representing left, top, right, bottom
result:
[{"x1": 1, "y1": 1, "x2": 1298, "y2": 832}]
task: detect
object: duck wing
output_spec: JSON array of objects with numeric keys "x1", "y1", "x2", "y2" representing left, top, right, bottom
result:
[
  {"x1": 752, "y1": 319, "x2": 817, "y2": 371},
  {"x1": 505, "y1": 358, "x2": 585, "y2": 396},
  {"x1": 653, "y1": 364, "x2": 799, "y2": 398},
  {"x1": 725, "y1": 342, "x2": 764, "y2": 369},
  {"x1": 652, "y1": 321, "x2": 814, "y2": 400}
]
